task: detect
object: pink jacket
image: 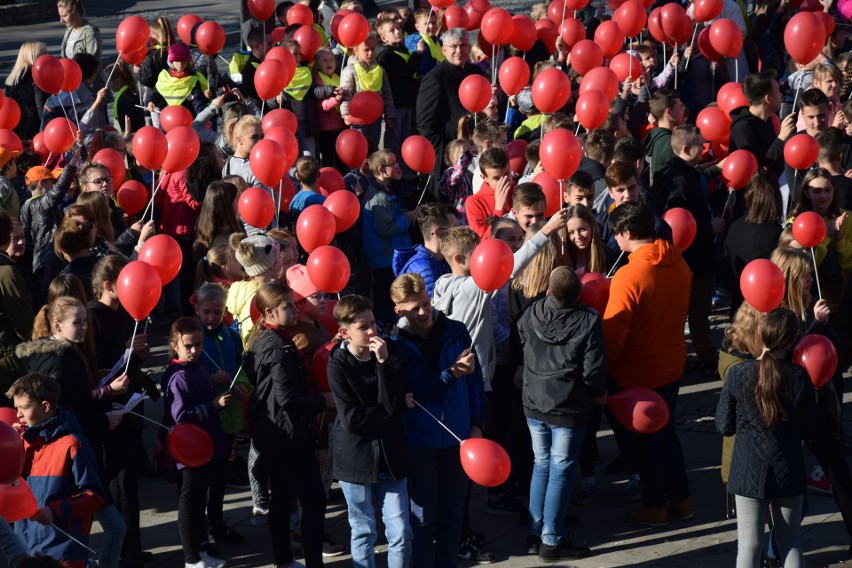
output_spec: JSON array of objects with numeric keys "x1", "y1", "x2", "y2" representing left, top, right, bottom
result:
[{"x1": 156, "y1": 170, "x2": 201, "y2": 238}]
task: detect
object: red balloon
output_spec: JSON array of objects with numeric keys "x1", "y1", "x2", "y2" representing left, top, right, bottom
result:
[
  {"x1": 338, "y1": 13, "x2": 370, "y2": 48},
  {"x1": 248, "y1": 139, "x2": 285, "y2": 187},
  {"x1": 177, "y1": 14, "x2": 202, "y2": 45},
  {"x1": 116, "y1": 16, "x2": 150, "y2": 54},
  {"x1": 540, "y1": 129, "x2": 582, "y2": 181},
  {"x1": 609, "y1": 52, "x2": 642, "y2": 82},
  {"x1": 0, "y1": 422, "x2": 23, "y2": 485},
  {"x1": 323, "y1": 189, "x2": 360, "y2": 232},
  {"x1": 43, "y1": 118, "x2": 77, "y2": 154},
  {"x1": 460, "y1": 438, "x2": 511, "y2": 487},
  {"x1": 559, "y1": 18, "x2": 586, "y2": 49},
  {"x1": 116, "y1": 180, "x2": 149, "y2": 216},
  {"x1": 547, "y1": 0, "x2": 566, "y2": 23},
  {"x1": 785, "y1": 12, "x2": 826, "y2": 65},
  {"x1": 465, "y1": 4, "x2": 486, "y2": 31},
  {"x1": 697, "y1": 27, "x2": 722, "y2": 62},
  {"x1": 249, "y1": 0, "x2": 275, "y2": 19},
  {"x1": 312, "y1": 341, "x2": 335, "y2": 391},
  {"x1": 196, "y1": 22, "x2": 226, "y2": 56},
  {"x1": 348, "y1": 91, "x2": 384, "y2": 125},
  {"x1": 0, "y1": 478, "x2": 37, "y2": 523},
  {"x1": 740, "y1": 259, "x2": 785, "y2": 313},
  {"x1": 608, "y1": 387, "x2": 670, "y2": 434},
  {"x1": 402, "y1": 135, "x2": 436, "y2": 175},
  {"x1": 139, "y1": 234, "x2": 183, "y2": 285},
  {"x1": 297, "y1": 204, "x2": 336, "y2": 253},
  {"x1": 613, "y1": 0, "x2": 647, "y2": 37},
  {"x1": 718, "y1": 82, "x2": 749, "y2": 114},
  {"x1": 498, "y1": 57, "x2": 530, "y2": 97},
  {"x1": 709, "y1": 18, "x2": 742, "y2": 58},
  {"x1": 264, "y1": 126, "x2": 298, "y2": 171},
  {"x1": 575, "y1": 90, "x2": 609, "y2": 130},
  {"x1": 293, "y1": 24, "x2": 322, "y2": 63},
  {"x1": 239, "y1": 186, "x2": 276, "y2": 229},
  {"x1": 163, "y1": 126, "x2": 200, "y2": 173},
  {"x1": 443, "y1": 5, "x2": 470, "y2": 30},
  {"x1": 579, "y1": 67, "x2": 619, "y2": 101},
  {"x1": 532, "y1": 67, "x2": 571, "y2": 113},
  {"x1": 265, "y1": 47, "x2": 297, "y2": 83},
  {"x1": 0, "y1": 408, "x2": 17, "y2": 428},
  {"x1": 271, "y1": 26, "x2": 286, "y2": 45},
  {"x1": 814, "y1": 11, "x2": 836, "y2": 38},
  {"x1": 792, "y1": 211, "x2": 827, "y2": 248},
  {"x1": 510, "y1": 15, "x2": 538, "y2": 52},
  {"x1": 470, "y1": 238, "x2": 514, "y2": 292},
  {"x1": 663, "y1": 207, "x2": 697, "y2": 251},
  {"x1": 694, "y1": 0, "x2": 723, "y2": 22},
  {"x1": 506, "y1": 139, "x2": 528, "y2": 176},
  {"x1": 459, "y1": 74, "x2": 493, "y2": 114},
  {"x1": 121, "y1": 45, "x2": 148, "y2": 65},
  {"x1": 318, "y1": 167, "x2": 344, "y2": 197},
  {"x1": 132, "y1": 126, "x2": 168, "y2": 171},
  {"x1": 33, "y1": 55, "x2": 65, "y2": 95},
  {"x1": 0, "y1": 130, "x2": 22, "y2": 154},
  {"x1": 254, "y1": 59, "x2": 288, "y2": 101},
  {"x1": 696, "y1": 107, "x2": 730, "y2": 143},
  {"x1": 481, "y1": 8, "x2": 513, "y2": 46},
  {"x1": 306, "y1": 246, "x2": 351, "y2": 293},
  {"x1": 318, "y1": 300, "x2": 339, "y2": 337},
  {"x1": 570, "y1": 40, "x2": 604, "y2": 76},
  {"x1": 30, "y1": 133, "x2": 49, "y2": 161},
  {"x1": 93, "y1": 148, "x2": 126, "y2": 184},
  {"x1": 721, "y1": 149, "x2": 757, "y2": 190},
  {"x1": 533, "y1": 172, "x2": 562, "y2": 217},
  {"x1": 594, "y1": 21, "x2": 625, "y2": 57},
  {"x1": 579, "y1": 272, "x2": 611, "y2": 314},
  {"x1": 660, "y1": 3, "x2": 692, "y2": 45},
  {"x1": 168, "y1": 423, "x2": 213, "y2": 468},
  {"x1": 0, "y1": 99, "x2": 20, "y2": 130},
  {"x1": 117, "y1": 260, "x2": 162, "y2": 321},
  {"x1": 784, "y1": 133, "x2": 819, "y2": 171},
  {"x1": 287, "y1": 3, "x2": 314, "y2": 26},
  {"x1": 263, "y1": 108, "x2": 298, "y2": 134},
  {"x1": 159, "y1": 105, "x2": 193, "y2": 133},
  {"x1": 647, "y1": 8, "x2": 668, "y2": 44},
  {"x1": 331, "y1": 9, "x2": 354, "y2": 44},
  {"x1": 336, "y1": 129, "x2": 369, "y2": 168},
  {"x1": 793, "y1": 334, "x2": 837, "y2": 388},
  {"x1": 59, "y1": 59, "x2": 82, "y2": 93},
  {"x1": 429, "y1": 0, "x2": 454, "y2": 7}
]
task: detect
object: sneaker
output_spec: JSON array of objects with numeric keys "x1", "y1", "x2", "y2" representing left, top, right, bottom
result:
[
  {"x1": 485, "y1": 494, "x2": 521, "y2": 516},
  {"x1": 322, "y1": 535, "x2": 346, "y2": 557},
  {"x1": 209, "y1": 524, "x2": 244, "y2": 545},
  {"x1": 526, "y1": 536, "x2": 541, "y2": 555},
  {"x1": 250, "y1": 507, "x2": 269, "y2": 527},
  {"x1": 670, "y1": 497, "x2": 694, "y2": 521},
  {"x1": 199, "y1": 552, "x2": 226, "y2": 568},
  {"x1": 808, "y1": 465, "x2": 833, "y2": 495},
  {"x1": 571, "y1": 479, "x2": 597, "y2": 505},
  {"x1": 624, "y1": 475, "x2": 642, "y2": 502},
  {"x1": 627, "y1": 506, "x2": 669, "y2": 528},
  {"x1": 457, "y1": 536, "x2": 496, "y2": 563},
  {"x1": 538, "y1": 539, "x2": 592, "y2": 560}
]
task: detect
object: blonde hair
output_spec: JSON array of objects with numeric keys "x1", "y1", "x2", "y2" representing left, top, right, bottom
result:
[
  {"x1": 33, "y1": 296, "x2": 83, "y2": 340},
  {"x1": 247, "y1": 282, "x2": 293, "y2": 347},
  {"x1": 390, "y1": 272, "x2": 427, "y2": 304},
  {"x1": 770, "y1": 246, "x2": 812, "y2": 320},
  {"x1": 226, "y1": 115, "x2": 262, "y2": 149},
  {"x1": 222, "y1": 175, "x2": 248, "y2": 195},
  {"x1": 512, "y1": 223, "x2": 563, "y2": 299},
  {"x1": 724, "y1": 301, "x2": 765, "y2": 358},
  {"x1": 5, "y1": 42, "x2": 48, "y2": 87},
  {"x1": 194, "y1": 244, "x2": 236, "y2": 289},
  {"x1": 196, "y1": 282, "x2": 228, "y2": 306},
  {"x1": 76, "y1": 191, "x2": 116, "y2": 242},
  {"x1": 439, "y1": 226, "x2": 480, "y2": 261},
  {"x1": 151, "y1": 16, "x2": 175, "y2": 47}
]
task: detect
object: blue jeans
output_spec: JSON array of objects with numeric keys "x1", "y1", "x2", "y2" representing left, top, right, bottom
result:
[
  {"x1": 95, "y1": 503, "x2": 127, "y2": 568},
  {"x1": 527, "y1": 418, "x2": 586, "y2": 547},
  {"x1": 340, "y1": 474, "x2": 413, "y2": 568}
]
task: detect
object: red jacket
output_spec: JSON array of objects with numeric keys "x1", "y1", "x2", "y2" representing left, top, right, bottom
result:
[
  {"x1": 465, "y1": 182, "x2": 512, "y2": 238},
  {"x1": 156, "y1": 170, "x2": 201, "y2": 238}
]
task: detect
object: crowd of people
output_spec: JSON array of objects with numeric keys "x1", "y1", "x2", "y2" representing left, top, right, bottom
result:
[{"x1": 0, "y1": 0, "x2": 850, "y2": 566}]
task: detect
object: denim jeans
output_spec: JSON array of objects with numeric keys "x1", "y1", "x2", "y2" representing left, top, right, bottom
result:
[
  {"x1": 340, "y1": 473, "x2": 413, "y2": 568},
  {"x1": 95, "y1": 503, "x2": 127, "y2": 568},
  {"x1": 526, "y1": 418, "x2": 586, "y2": 547}
]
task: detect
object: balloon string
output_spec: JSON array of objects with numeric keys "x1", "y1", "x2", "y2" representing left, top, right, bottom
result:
[
  {"x1": 811, "y1": 247, "x2": 824, "y2": 301},
  {"x1": 735, "y1": 57, "x2": 738, "y2": 83},
  {"x1": 685, "y1": 24, "x2": 698, "y2": 70},
  {"x1": 45, "y1": 153, "x2": 52, "y2": 167},
  {"x1": 228, "y1": 363, "x2": 244, "y2": 391},
  {"x1": 416, "y1": 174, "x2": 433, "y2": 206},
  {"x1": 58, "y1": 104, "x2": 76, "y2": 140},
  {"x1": 203, "y1": 350, "x2": 223, "y2": 372},
  {"x1": 123, "y1": 320, "x2": 139, "y2": 376},
  {"x1": 135, "y1": 104, "x2": 161, "y2": 114},
  {"x1": 720, "y1": 188, "x2": 734, "y2": 218},
  {"x1": 127, "y1": 410, "x2": 173, "y2": 432},
  {"x1": 792, "y1": 88, "x2": 801, "y2": 115},
  {"x1": 559, "y1": 179, "x2": 566, "y2": 257},
  {"x1": 52, "y1": 525, "x2": 97, "y2": 556},
  {"x1": 575, "y1": 122, "x2": 581, "y2": 135},
  {"x1": 141, "y1": 174, "x2": 165, "y2": 221},
  {"x1": 261, "y1": 100, "x2": 266, "y2": 116},
  {"x1": 412, "y1": 398, "x2": 462, "y2": 443},
  {"x1": 275, "y1": 179, "x2": 283, "y2": 218},
  {"x1": 70, "y1": 95, "x2": 80, "y2": 126},
  {"x1": 674, "y1": 44, "x2": 678, "y2": 90},
  {"x1": 606, "y1": 250, "x2": 626, "y2": 278},
  {"x1": 103, "y1": 53, "x2": 122, "y2": 91}
]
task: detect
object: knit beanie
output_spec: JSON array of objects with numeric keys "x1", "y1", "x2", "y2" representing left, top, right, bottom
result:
[
  {"x1": 232, "y1": 234, "x2": 280, "y2": 277},
  {"x1": 168, "y1": 42, "x2": 191, "y2": 63}
]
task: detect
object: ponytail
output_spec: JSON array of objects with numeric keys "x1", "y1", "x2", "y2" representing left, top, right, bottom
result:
[
  {"x1": 32, "y1": 305, "x2": 53, "y2": 340},
  {"x1": 753, "y1": 308, "x2": 801, "y2": 427}
]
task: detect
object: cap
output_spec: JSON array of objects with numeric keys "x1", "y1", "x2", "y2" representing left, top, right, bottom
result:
[
  {"x1": 25, "y1": 166, "x2": 55, "y2": 185},
  {"x1": 233, "y1": 235, "x2": 280, "y2": 277},
  {"x1": 517, "y1": 88, "x2": 534, "y2": 114},
  {"x1": 286, "y1": 264, "x2": 319, "y2": 302},
  {"x1": 168, "y1": 42, "x2": 191, "y2": 63},
  {"x1": 0, "y1": 147, "x2": 19, "y2": 169}
]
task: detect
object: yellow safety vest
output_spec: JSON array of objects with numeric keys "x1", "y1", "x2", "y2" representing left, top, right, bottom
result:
[
  {"x1": 155, "y1": 70, "x2": 209, "y2": 105},
  {"x1": 393, "y1": 48, "x2": 411, "y2": 63},
  {"x1": 422, "y1": 35, "x2": 445, "y2": 63},
  {"x1": 514, "y1": 114, "x2": 545, "y2": 139},
  {"x1": 317, "y1": 72, "x2": 340, "y2": 88},
  {"x1": 354, "y1": 63, "x2": 383, "y2": 92},
  {"x1": 284, "y1": 66, "x2": 312, "y2": 101},
  {"x1": 229, "y1": 51, "x2": 252, "y2": 75},
  {"x1": 313, "y1": 23, "x2": 329, "y2": 46},
  {"x1": 112, "y1": 85, "x2": 129, "y2": 119}
]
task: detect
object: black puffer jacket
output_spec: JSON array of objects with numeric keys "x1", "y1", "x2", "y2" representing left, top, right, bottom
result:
[
  {"x1": 728, "y1": 106, "x2": 787, "y2": 179},
  {"x1": 716, "y1": 358, "x2": 815, "y2": 499},
  {"x1": 245, "y1": 325, "x2": 327, "y2": 451},
  {"x1": 20, "y1": 163, "x2": 77, "y2": 272}
]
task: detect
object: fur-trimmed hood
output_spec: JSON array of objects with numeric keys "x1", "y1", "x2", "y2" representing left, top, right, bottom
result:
[{"x1": 15, "y1": 337, "x2": 73, "y2": 360}]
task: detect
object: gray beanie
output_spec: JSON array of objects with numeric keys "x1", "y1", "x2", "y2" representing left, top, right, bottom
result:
[{"x1": 233, "y1": 235, "x2": 280, "y2": 277}]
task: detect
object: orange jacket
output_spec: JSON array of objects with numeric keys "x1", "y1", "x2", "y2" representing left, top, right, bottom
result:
[{"x1": 603, "y1": 239, "x2": 692, "y2": 389}]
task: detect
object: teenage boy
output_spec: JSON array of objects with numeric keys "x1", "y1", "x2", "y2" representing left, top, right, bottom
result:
[
  {"x1": 509, "y1": 183, "x2": 547, "y2": 232},
  {"x1": 469, "y1": 121, "x2": 509, "y2": 194},
  {"x1": 405, "y1": 7, "x2": 443, "y2": 77},
  {"x1": 520, "y1": 267, "x2": 606, "y2": 561},
  {"x1": 644, "y1": 90, "x2": 687, "y2": 186},
  {"x1": 392, "y1": 203, "x2": 457, "y2": 298},
  {"x1": 7, "y1": 373, "x2": 106, "y2": 567},
  {"x1": 786, "y1": 89, "x2": 831, "y2": 208},
  {"x1": 596, "y1": 161, "x2": 672, "y2": 249},
  {"x1": 327, "y1": 294, "x2": 412, "y2": 568},
  {"x1": 578, "y1": 129, "x2": 615, "y2": 206},
  {"x1": 465, "y1": 148, "x2": 514, "y2": 238},
  {"x1": 290, "y1": 156, "x2": 326, "y2": 216},
  {"x1": 564, "y1": 171, "x2": 596, "y2": 212},
  {"x1": 816, "y1": 127, "x2": 852, "y2": 209}
]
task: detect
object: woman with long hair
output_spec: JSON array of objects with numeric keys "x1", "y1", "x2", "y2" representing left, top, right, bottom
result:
[
  {"x1": 192, "y1": 181, "x2": 241, "y2": 260},
  {"x1": 3, "y1": 41, "x2": 48, "y2": 139},
  {"x1": 563, "y1": 205, "x2": 614, "y2": 275}
]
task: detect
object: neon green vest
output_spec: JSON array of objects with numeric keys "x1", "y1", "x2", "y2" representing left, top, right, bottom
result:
[
  {"x1": 112, "y1": 85, "x2": 129, "y2": 119},
  {"x1": 422, "y1": 35, "x2": 445, "y2": 63},
  {"x1": 284, "y1": 67, "x2": 313, "y2": 101},
  {"x1": 155, "y1": 70, "x2": 209, "y2": 105},
  {"x1": 354, "y1": 64, "x2": 383, "y2": 92}
]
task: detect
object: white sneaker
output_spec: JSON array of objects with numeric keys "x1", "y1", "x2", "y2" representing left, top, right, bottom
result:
[
  {"x1": 199, "y1": 551, "x2": 226, "y2": 568},
  {"x1": 251, "y1": 506, "x2": 269, "y2": 527}
]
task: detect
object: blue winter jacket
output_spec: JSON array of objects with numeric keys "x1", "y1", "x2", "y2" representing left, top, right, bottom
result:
[
  {"x1": 362, "y1": 181, "x2": 411, "y2": 269},
  {"x1": 392, "y1": 244, "x2": 450, "y2": 298}
]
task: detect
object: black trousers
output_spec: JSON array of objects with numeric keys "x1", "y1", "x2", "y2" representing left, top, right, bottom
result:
[{"x1": 177, "y1": 464, "x2": 212, "y2": 564}]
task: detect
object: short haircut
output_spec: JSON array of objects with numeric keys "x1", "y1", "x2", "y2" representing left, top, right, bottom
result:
[
  {"x1": 441, "y1": 28, "x2": 468, "y2": 46},
  {"x1": 814, "y1": 62, "x2": 842, "y2": 84},
  {"x1": 6, "y1": 372, "x2": 60, "y2": 407},
  {"x1": 439, "y1": 226, "x2": 480, "y2": 260},
  {"x1": 607, "y1": 201, "x2": 655, "y2": 240},
  {"x1": 333, "y1": 294, "x2": 374, "y2": 325},
  {"x1": 73, "y1": 53, "x2": 99, "y2": 80},
  {"x1": 525, "y1": 140, "x2": 540, "y2": 165},
  {"x1": 541, "y1": 113, "x2": 572, "y2": 137},
  {"x1": 414, "y1": 6, "x2": 435, "y2": 21},
  {"x1": 548, "y1": 266, "x2": 581, "y2": 308},
  {"x1": 367, "y1": 149, "x2": 395, "y2": 176},
  {"x1": 584, "y1": 129, "x2": 615, "y2": 164},
  {"x1": 648, "y1": 90, "x2": 680, "y2": 121},
  {"x1": 671, "y1": 123, "x2": 703, "y2": 152},
  {"x1": 472, "y1": 120, "x2": 507, "y2": 151},
  {"x1": 79, "y1": 161, "x2": 109, "y2": 182},
  {"x1": 247, "y1": 25, "x2": 268, "y2": 47},
  {"x1": 742, "y1": 70, "x2": 777, "y2": 106},
  {"x1": 512, "y1": 182, "x2": 546, "y2": 209},
  {"x1": 417, "y1": 203, "x2": 456, "y2": 237},
  {"x1": 90, "y1": 254, "x2": 127, "y2": 299},
  {"x1": 799, "y1": 88, "x2": 829, "y2": 111},
  {"x1": 605, "y1": 161, "x2": 638, "y2": 188},
  {"x1": 295, "y1": 155, "x2": 320, "y2": 185},
  {"x1": 816, "y1": 127, "x2": 844, "y2": 164},
  {"x1": 376, "y1": 17, "x2": 398, "y2": 35},
  {"x1": 566, "y1": 171, "x2": 594, "y2": 194},
  {"x1": 613, "y1": 137, "x2": 645, "y2": 164},
  {"x1": 479, "y1": 147, "x2": 508, "y2": 174},
  {"x1": 196, "y1": 282, "x2": 228, "y2": 305},
  {"x1": 390, "y1": 272, "x2": 427, "y2": 304}
]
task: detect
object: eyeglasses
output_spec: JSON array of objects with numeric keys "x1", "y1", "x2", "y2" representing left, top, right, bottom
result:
[
  {"x1": 86, "y1": 176, "x2": 112, "y2": 186},
  {"x1": 444, "y1": 43, "x2": 470, "y2": 51}
]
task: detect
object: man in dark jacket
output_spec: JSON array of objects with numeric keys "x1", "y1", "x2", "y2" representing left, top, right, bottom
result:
[{"x1": 519, "y1": 266, "x2": 606, "y2": 562}]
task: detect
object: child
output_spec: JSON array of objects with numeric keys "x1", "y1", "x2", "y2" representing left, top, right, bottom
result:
[
  {"x1": 405, "y1": 7, "x2": 442, "y2": 77},
  {"x1": 161, "y1": 317, "x2": 231, "y2": 568},
  {"x1": 376, "y1": 17, "x2": 423, "y2": 156},
  {"x1": 225, "y1": 233, "x2": 283, "y2": 346},
  {"x1": 312, "y1": 47, "x2": 348, "y2": 170},
  {"x1": 285, "y1": 264, "x2": 333, "y2": 362},
  {"x1": 279, "y1": 39, "x2": 318, "y2": 158},
  {"x1": 510, "y1": 182, "x2": 547, "y2": 233},
  {"x1": 0, "y1": 147, "x2": 20, "y2": 219},
  {"x1": 327, "y1": 294, "x2": 412, "y2": 568},
  {"x1": 579, "y1": 129, "x2": 615, "y2": 205},
  {"x1": 290, "y1": 156, "x2": 326, "y2": 216},
  {"x1": 438, "y1": 139, "x2": 473, "y2": 222},
  {"x1": 469, "y1": 120, "x2": 509, "y2": 195},
  {"x1": 148, "y1": 42, "x2": 211, "y2": 118},
  {"x1": 564, "y1": 205, "x2": 612, "y2": 276},
  {"x1": 644, "y1": 90, "x2": 687, "y2": 186},
  {"x1": 340, "y1": 33, "x2": 396, "y2": 148},
  {"x1": 7, "y1": 373, "x2": 106, "y2": 568},
  {"x1": 244, "y1": 282, "x2": 328, "y2": 568},
  {"x1": 465, "y1": 148, "x2": 514, "y2": 238},
  {"x1": 565, "y1": 171, "x2": 597, "y2": 212},
  {"x1": 816, "y1": 128, "x2": 852, "y2": 209},
  {"x1": 392, "y1": 203, "x2": 458, "y2": 297},
  {"x1": 238, "y1": 26, "x2": 272, "y2": 104},
  {"x1": 513, "y1": 89, "x2": 543, "y2": 142}
]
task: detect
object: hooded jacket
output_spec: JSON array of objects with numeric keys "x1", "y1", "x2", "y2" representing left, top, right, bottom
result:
[
  {"x1": 519, "y1": 297, "x2": 606, "y2": 428},
  {"x1": 226, "y1": 280, "x2": 263, "y2": 346},
  {"x1": 643, "y1": 127, "x2": 674, "y2": 186},
  {"x1": 17, "y1": 408, "x2": 105, "y2": 568},
  {"x1": 728, "y1": 106, "x2": 786, "y2": 179},
  {"x1": 327, "y1": 341, "x2": 410, "y2": 483},
  {"x1": 392, "y1": 244, "x2": 450, "y2": 298},
  {"x1": 361, "y1": 180, "x2": 411, "y2": 269},
  {"x1": 155, "y1": 169, "x2": 201, "y2": 238},
  {"x1": 603, "y1": 239, "x2": 692, "y2": 389}
]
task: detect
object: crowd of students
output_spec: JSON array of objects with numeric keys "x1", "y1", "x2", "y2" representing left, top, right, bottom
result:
[{"x1": 0, "y1": 0, "x2": 851, "y2": 567}]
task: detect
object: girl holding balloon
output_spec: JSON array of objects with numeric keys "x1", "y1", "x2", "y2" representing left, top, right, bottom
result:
[{"x1": 3, "y1": 41, "x2": 48, "y2": 140}]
